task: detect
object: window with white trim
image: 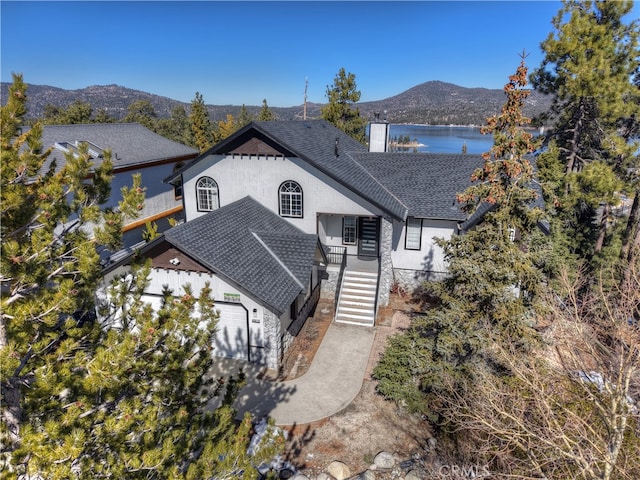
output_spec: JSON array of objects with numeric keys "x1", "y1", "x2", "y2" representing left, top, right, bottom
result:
[
  {"x1": 279, "y1": 181, "x2": 302, "y2": 217},
  {"x1": 342, "y1": 216, "x2": 357, "y2": 245},
  {"x1": 405, "y1": 217, "x2": 422, "y2": 250},
  {"x1": 196, "y1": 176, "x2": 219, "y2": 212}
]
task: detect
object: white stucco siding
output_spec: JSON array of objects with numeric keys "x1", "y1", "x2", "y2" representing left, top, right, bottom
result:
[
  {"x1": 182, "y1": 154, "x2": 384, "y2": 232},
  {"x1": 98, "y1": 265, "x2": 266, "y2": 360},
  {"x1": 318, "y1": 214, "x2": 360, "y2": 255},
  {"x1": 391, "y1": 218, "x2": 457, "y2": 273}
]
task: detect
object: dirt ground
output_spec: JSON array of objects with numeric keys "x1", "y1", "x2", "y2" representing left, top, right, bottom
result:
[{"x1": 278, "y1": 293, "x2": 433, "y2": 475}]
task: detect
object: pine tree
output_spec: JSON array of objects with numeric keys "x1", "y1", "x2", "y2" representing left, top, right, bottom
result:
[
  {"x1": 188, "y1": 92, "x2": 215, "y2": 153},
  {"x1": 531, "y1": 0, "x2": 640, "y2": 262},
  {"x1": 123, "y1": 99, "x2": 158, "y2": 130},
  {"x1": 257, "y1": 99, "x2": 275, "y2": 121},
  {"x1": 43, "y1": 100, "x2": 94, "y2": 124},
  {"x1": 321, "y1": 68, "x2": 367, "y2": 143},
  {"x1": 0, "y1": 75, "x2": 281, "y2": 478},
  {"x1": 156, "y1": 105, "x2": 191, "y2": 144},
  {"x1": 217, "y1": 113, "x2": 237, "y2": 141},
  {"x1": 236, "y1": 104, "x2": 253, "y2": 129},
  {"x1": 375, "y1": 57, "x2": 548, "y2": 416}
]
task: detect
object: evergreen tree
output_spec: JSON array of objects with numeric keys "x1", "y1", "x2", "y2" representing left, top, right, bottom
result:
[
  {"x1": 188, "y1": 92, "x2": 215, "y2": 153},
  {"x1": 123, "y1": 99, "x2": 158, "y2": 130},
  {"x1": 93, "y1": 108, "x2": 116, "y2": 124},
  {"x1": 530, "y1": 0, "x2": 640, "y2": 263},
  {"x1": 0, "y1": 75, "x2": 281, "y2": 479},
  {"x1": 257, "y1": 99, "x2": 275, "y2": 121},
  {"x1": 375, "y1": 58, "x2": 548, "y2": 416},
  {"x1": 42, "y1": 100, "x2": 94, "y2": 124},
  {"x1": 156, "y1": 105, "x2": 190, "y2": 144},
  {"x1": 217, "y1": 113, "x2": 237, "y2": 141},
  {"x1": 321, "y1": 68, "x2": 367, "y2": 143},
  {"x1": 236, "y1": 104, "x2": 253, "y2": 129}
]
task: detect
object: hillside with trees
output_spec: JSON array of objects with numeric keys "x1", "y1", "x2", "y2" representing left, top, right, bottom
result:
[{"x1": 0, "y1": 79, "x2": 553, "y2": 127}]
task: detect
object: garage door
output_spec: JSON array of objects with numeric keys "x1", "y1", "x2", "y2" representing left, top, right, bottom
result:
[{"x1": 214, "y1": 304, "x2": 249, "y2": 361}]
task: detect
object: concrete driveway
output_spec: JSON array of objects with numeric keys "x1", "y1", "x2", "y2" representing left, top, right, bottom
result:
[{"x1": 209, "y1": 322, "x2": 375, "y2": 426}]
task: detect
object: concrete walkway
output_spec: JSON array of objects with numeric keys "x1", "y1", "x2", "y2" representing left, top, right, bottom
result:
[{"x1": 209, "y1": 322, "x2": 375, "y2": 426}]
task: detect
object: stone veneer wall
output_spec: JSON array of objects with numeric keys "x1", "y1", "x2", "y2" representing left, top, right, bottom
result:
[
  {"x1": 377, "y1": 216, "x2": 394, "y2": 307},
  {"x1": 320, "y1": 268, "x2": 339, "y2": 300},
  {"x1": 262, "y1": 309, "x2": 282, "y2": 371},
  {"x1": 392, "y1": 268, "x2": 448, "y2": 292}
]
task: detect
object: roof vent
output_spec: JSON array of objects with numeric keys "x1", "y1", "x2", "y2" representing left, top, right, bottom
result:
[{"x1": 334, "y1": 138, "x2": 339, "y2": 158}]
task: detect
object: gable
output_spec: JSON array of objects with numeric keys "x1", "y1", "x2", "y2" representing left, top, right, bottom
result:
[
  {"x1": 229, "y1": 137, "x2": 288, "y2": 157},
  {"x1": 142, "y1": 241, "x2": 211, "y2": 273},
  {"x1": 164, "y1": 196, "x2": 321, "y2": 315},
  {"x1": 165, "y1": 120, "x2": 408, "y2": 221}
]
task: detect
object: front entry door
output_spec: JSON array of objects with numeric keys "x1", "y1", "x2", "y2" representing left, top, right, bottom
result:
[{"x1": 358, "y1": 217, "x2": 379, "y2": 257}]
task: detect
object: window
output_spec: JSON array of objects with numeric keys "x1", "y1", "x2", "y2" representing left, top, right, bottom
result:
[
  {"x1": 405, "y1": 217, "x2": 422, "y2": 250},
  {"x1": 342, "y1": 216, "x2": 357, "y2": 245},
  {"x1": 196, "y1": 176, "x2": 219, "y2": 212},
  {"x1": 279, "y1": 181, "x2": 303, "y2": 217},
  {"x1": 173, "y1": 162, "x2": 184, "y2": 199}
]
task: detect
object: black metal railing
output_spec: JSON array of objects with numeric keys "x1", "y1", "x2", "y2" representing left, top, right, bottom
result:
[
  {"x1": 327, "y1": 245, "x2": 346, "y2": 265},
  {"x1": 296, "y1": 283, "x2": 320, "y2": 323},
  {"x1": 334, "y1": 248, "x2": 348, "y2": 307}
]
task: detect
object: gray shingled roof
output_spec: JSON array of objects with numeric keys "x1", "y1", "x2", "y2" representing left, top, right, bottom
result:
[
  {"x1": 350, "y1": 152, "x2": 485, "y2": 221},
  {"x1": 34, "y1": 123, "x2": 197, "y2": 174},
  {"x1": 164, "y1": 196, "x2": 319, "y2": 316},
  {"x1": 166, "y1": 120, "x2": 408, "y2": 220}
]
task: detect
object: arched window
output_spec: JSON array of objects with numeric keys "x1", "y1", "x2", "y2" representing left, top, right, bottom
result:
[
  {"x1": 279, "y1": 181, "x2": 303, "y2": 217},
  {"x1": 196, "y1": 176, "x2": 219, "y2": 212}
]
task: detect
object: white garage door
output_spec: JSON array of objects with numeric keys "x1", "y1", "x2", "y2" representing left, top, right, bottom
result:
[{"x1": 214, "y1": 304, "x2": 249, "y2": 361}]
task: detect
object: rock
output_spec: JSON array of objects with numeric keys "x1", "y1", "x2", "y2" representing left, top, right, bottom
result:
[
  {"x1": 373, "y1": 451, "x2": 395, "y2": 469},
  {"x1": 291, "y1": 475, "x2": 309, "y2": 480},
  {"x1": 427, "y1": 437, "x2": 437, "y2": 449},
  {"x1": 327, "y1": 461, "x2": 351, "y2": 480},
  {"x1": 348, "y1": 470, "x2": 376, "y2": 480},
  {"x1": 405, "y1": 470, "x2": 423, "y2": 480},
  {"x1": 316, "y1": 473, "x2": 335, "y2": 480}
]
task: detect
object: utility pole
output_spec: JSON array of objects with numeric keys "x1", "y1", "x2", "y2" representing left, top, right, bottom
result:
[{"x1": 303, "y1": 77, "x2": 308, "y2": 120}]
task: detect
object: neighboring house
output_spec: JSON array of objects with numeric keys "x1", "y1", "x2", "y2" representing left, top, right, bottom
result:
[
  {"x1": 99, "y1": 196, "x2": 327, "y2": 371},
  {"x1": 35, "y1": 123, "x2": 198, "y2": 246},
  {"x1": 163, "y1": 119, "x2": 491, "y2": 327}
]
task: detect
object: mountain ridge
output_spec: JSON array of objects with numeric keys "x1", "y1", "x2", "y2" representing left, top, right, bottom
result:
[{"x1": 0, "y1": 80, "x2": 553, "y2": 126}]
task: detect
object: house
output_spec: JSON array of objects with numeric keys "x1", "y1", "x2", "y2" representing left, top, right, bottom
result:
[
  {"x1": 36, "y1": 123, "x2": 198, "y2": 246},
  {"x1": 101, "y1": 119, "x2": 538, "y2": 370},
  {"x1": 164, "y1": 120, "x2": 487, "y2": 319},
  {"x1": 99, "y1": 196, "x2": 327, "y2": 371}
]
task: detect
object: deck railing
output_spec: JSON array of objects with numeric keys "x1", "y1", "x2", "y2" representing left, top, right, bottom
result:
[{"x1": 327, "y1": 245, "x2": 346, "y2": 265}]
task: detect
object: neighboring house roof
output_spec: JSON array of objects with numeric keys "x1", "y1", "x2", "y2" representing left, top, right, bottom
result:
[
  {"x1": 165, "y1": 120, "x2": 408, "y2": 221},
  {"x1": 163, "y1": 196, "x2": 321, "y2": 316},
  {"x1": 32, "y1": 123, "x2": 198, "y2": 174},
  {"x1": 350, "y1": 152, "x2": 485, "y2": 221}
]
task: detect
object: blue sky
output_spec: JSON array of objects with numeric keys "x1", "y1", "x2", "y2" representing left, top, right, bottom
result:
[{"x1": 1, "y1": 1, "x2": 636, "y2": 107}]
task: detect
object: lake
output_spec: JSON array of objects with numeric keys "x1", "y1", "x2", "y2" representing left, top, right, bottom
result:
[{"x1": 388, "y1": 124, "x2": 493, "y2": 154}]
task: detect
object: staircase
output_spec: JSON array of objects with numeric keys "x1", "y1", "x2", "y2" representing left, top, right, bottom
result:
[{"x1": 334, "y1": 269, "x2": 378, "y2": 326}]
